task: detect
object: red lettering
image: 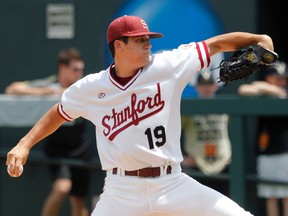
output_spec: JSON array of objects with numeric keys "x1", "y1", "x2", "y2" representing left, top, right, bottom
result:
[
  {"x1": 102, "y1": 115, "x2": 111, "y2": 136},
  {"x1": 101, "y1": 83, "x2": 165, "y2": 140}
]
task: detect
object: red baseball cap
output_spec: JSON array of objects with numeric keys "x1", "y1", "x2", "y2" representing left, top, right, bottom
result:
[{"x1": 107, "y1": 15, "x2": 163, "y2": 44}]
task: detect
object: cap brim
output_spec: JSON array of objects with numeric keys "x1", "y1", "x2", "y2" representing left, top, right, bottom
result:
[{"x1": 124, "y1": 32, "x2": 163, "y2": 39}]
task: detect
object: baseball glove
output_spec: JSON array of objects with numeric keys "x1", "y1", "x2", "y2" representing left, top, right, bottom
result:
[{"x1": 218, "y1": 44, "x2": 278, "y2": 85}]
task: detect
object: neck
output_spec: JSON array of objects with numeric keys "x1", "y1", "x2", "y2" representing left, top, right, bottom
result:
[{"x1": 113, "y1": 64, "x2": 139, "y2": 78}]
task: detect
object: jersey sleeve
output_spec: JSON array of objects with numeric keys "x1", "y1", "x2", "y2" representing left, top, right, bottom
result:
[
  {"x1": 161, "y1": 41, "x2": 211, "y2": 83},
  {"x1": 58, "y1": 77, "x2": 89, "y2": 121}
]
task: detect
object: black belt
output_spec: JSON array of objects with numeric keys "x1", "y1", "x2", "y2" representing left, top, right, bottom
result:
[{"x1": 112, "y1": 165, "x2": 172, "y2": 178}]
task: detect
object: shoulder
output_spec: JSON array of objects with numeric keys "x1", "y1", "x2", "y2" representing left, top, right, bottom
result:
[
  {"x1": 79, "y1": 70, "x2": 108, "y2": 84},
  {"x1": 64, "y1": 70, "x2": 109, "y2": 96},
  {"x1": 150, "y1": 42, "x2": 198, "y2": 64},
  {"x1": 154, "y1": 42, "x2": 198, "y2": 56}
]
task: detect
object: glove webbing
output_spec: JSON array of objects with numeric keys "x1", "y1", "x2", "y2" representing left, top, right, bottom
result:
[{"x1": 219, "y1": 59, "x2": 260, "y2": 83}]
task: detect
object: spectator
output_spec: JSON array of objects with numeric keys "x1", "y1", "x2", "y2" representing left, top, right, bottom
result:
[
  {"x1": 5, "y1": 48, "x2": 84, "y2": 96},
  {"x1": 238, "y1": 61, "x2": 288, "y2": 216},
  {"x1": 181, "y1": 69, "x2": 231, "y2": 195},
  {"x1": 5, "y1": 48, "x2": 94, "y2": 216}
]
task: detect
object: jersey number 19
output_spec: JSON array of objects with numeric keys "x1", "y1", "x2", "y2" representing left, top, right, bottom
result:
[{"x1": 144, "y1": 125, "x2": 166, "y2": 149}]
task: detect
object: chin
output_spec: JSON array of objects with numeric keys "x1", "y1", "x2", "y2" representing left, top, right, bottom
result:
[{"x1": 142, "y1": 58, "x2": 149, "y2": 66}]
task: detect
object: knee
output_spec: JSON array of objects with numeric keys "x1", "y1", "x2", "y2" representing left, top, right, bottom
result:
[{"x1": 52, "y1": 178, "x2": 72, "y2": 197}]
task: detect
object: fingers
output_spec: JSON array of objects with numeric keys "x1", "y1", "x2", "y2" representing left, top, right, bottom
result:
[
  {"x1": 6, "y1": 151, "x2": 17, "y2": 168},
  {"x1": 6, "y1": 150, "x2": 25, "y2": 178},
  {"x1": 7, "y1": 163, "x2": 24, "y2": 178}
]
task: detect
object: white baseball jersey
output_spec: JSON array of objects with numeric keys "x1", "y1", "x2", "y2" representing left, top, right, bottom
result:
[
  {"x1": 58, "y1": 42, "x2": 254, "y2": 216},
  {"x1": 58, "y1": 41, "x2": 210, "y2": 171}
]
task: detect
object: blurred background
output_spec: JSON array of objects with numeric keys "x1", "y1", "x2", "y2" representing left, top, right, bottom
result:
[
  {"x1": 0, "y1": 0, "x2": 286, "y2": 215},
  {"x1": 0, "y1": 0, "x2": 286, "y2": 94}
]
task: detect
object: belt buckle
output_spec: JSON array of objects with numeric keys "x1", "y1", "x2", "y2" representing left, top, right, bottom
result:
[{"x1": 137, "y1": 169, "x2": 141, "y2": 177}]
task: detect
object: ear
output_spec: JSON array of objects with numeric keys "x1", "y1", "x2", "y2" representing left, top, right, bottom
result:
[{"x1": 114, "y1": 40, "x2": 124, "y2": 51}]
